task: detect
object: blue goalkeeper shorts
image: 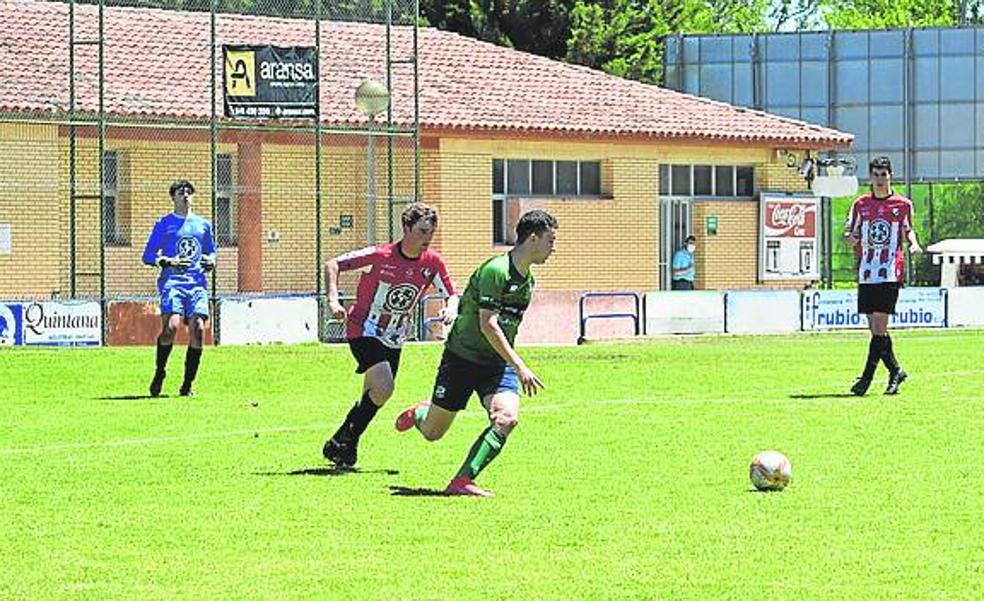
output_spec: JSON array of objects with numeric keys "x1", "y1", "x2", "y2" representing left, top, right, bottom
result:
[{"x1": 160, "y1": 286, "x2": 210, "y2": 320}]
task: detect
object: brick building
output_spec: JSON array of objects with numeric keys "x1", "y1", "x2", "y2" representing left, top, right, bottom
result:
[{"x1": 0, "y1": 1, "x2": 851, "y2": 305}]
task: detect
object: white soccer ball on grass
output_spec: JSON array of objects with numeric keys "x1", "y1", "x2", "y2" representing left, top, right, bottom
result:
[{"x1": 749, "y1": 450, "x2": 792, "y2": 491}]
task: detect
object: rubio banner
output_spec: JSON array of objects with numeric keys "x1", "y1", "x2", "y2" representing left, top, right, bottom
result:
[
  {"x1": 224, "y1": 45, "x2": 318, "y2": 119},
  {"x1": 759, "y1": 194, "x2": 819, "y2": 281},
  {"x1": 802, "y1": 288, "x2": 946, "y2": 330},
  {"x1": 23, "y1": 301, "x2": 102, "y2": 346}
]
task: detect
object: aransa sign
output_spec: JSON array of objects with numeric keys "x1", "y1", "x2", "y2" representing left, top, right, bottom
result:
[{"x1": 224, "y1": 45, "x2": 318, "y2": 119}]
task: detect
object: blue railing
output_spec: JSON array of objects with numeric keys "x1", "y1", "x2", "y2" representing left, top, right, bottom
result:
[{"x1": 577, "y1": 292, "x2": 642, "y2": 345}]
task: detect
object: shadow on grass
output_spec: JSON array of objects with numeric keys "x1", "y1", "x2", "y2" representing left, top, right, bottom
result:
[
  {"x1": 255, "y1": 466, "x2": 400, "y2": 477},
  {"x1": 788, "y1": 393, "x2": 857, "y2": 399},
  {"x1": 96, "y1": 394, "x2": 170, "y2": 400},
  {"x1": 389, "y1": 485, "x2": 448, "y2": 497}
]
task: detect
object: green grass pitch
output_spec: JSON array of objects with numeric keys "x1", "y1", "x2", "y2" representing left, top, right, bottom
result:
[{"x1": 1, "y1": 330, "x2": 982, "y2": 599}]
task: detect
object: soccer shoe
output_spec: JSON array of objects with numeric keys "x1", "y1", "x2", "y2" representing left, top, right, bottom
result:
[
  {"x1": 179, "y1": 384, "x2": 195, "y2": 397},
  {"x1": 884, "y1": 370, "x2": 908, "y2": 395},
  {"x1": 149, "y1": 370, "x2": 166, "y2": 397},
  {"x1": 322, "y1": 437, "x2": 357, "y2": 468},
  {"x1": 850, "y1": 376, "x2": 872, "y2": 397},
  {"x1": 444, "y1": 476, "x2": 494, "y2": 497},
  {"x1": 395, "y1": 400, "x2": 430, "y2": 432}
]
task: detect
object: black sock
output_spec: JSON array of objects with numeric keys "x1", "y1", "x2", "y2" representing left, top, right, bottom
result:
[
  {"x1": 182, "y1": 347, "x2": 202, "y2": 388},
  {"x1": 335, "y1": 390, "x2": 379, "y2": 443},
  {"x1": 881, "y1": 334, "x2": 900, "y2": 374},
  {"x1": 862, "y1": 335, "x2": 886, "y2": 380},
  {"x1": 155, "y1": 342, "x2": 173, "y2": 373}
]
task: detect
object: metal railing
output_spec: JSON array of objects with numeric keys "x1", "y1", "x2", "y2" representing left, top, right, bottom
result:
[{"x1": 577, "y1": 292, "x2": 642, "y2": 345}]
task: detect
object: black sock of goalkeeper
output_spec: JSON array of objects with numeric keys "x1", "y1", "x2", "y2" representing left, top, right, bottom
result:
[
  {"x1": 881, "y1": 334, "x2": 900, "y2": 374},
  {"x1": 338, "y1": 390, "x2": 379, "y2": 441},
  {"x1": 182, "y1": 347, "x2": 202, "y2": 387},
  {"x1": 156, "y1": 342, "x2": 173, "y2": 373},
  {"x1": 862, "y1": 335, "x2": 886, "y2": 380}
]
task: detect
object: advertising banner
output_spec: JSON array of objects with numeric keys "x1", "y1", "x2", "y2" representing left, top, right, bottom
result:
[
  {"x1": 759, "y1": 194, "x2": 820, "y2": 281},
  {"x1": 0, "y1": 302, "x2": 24, "y2": 346},
  {"x1": 224, "y1": 45, "x2": 318, "y2": 119},
  {"x1": 22, "y1": 301, "x2": 102, "y2": 346},
  {"x1": 802, "y1": 288, "x2": 945, "y2": 330}
]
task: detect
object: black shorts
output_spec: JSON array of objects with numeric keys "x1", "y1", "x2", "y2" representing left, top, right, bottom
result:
[
  {"x1": 857, "y1": 283, "x2": 901, "y2": 315},
  {"x1": 430, "y1": 349, "x2": 520, "y2": 413},
  {"x1": 671, "y1": 279, "x2": 695, "y2": 291},
  {"x1": 348, "y1": 337, "x2": 401, "y2": 376}
]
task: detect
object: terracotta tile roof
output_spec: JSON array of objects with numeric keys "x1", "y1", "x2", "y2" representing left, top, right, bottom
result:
[{"x1": 0, "y1": 0, "x2": 852, "y2": 147}]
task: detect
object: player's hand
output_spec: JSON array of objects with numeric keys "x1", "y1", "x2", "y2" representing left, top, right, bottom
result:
[
  {"x1": 910, "y1": 243, "x2": 923, "y2": 255},
  {"x1": 438, "y1": 306, "x2": 457, "y2": 325},
  {"x1": 328, "y1": 300, "x2": 346, "y2": 321},
  {"x1": 201, "y1": 255, "x2": 215, "y2": 272},
  {"x1": 515, "y1": 363, "x2": 544, "y2": 396},
  {"x1": 158, "y1": 256, "x2": 191, "y2": 270}
]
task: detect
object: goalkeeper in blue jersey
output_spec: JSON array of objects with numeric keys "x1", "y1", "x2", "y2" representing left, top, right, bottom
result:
[{"x1": 141, "y1": 180, "x2": 216, "y2": 397}]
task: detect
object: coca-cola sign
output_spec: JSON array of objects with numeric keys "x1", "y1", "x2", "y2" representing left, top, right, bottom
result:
[{"x1": 764, "y1": 201, "x2": 816, "y2": 238}]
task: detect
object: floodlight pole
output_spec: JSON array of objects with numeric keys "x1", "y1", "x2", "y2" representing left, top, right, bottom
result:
[{"x1": 367, "y1": 114, "x2": 377, "y2": 245}]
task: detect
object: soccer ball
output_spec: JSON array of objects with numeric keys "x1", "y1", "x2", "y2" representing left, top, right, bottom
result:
[{"x1": 749, "y1": 451, "x2": 792, "y2": 491}]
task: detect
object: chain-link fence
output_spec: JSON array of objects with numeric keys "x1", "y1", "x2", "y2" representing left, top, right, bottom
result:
[
  {"x1": 0, "y1": 0, "x2": 419, "y2": 340},
  {"x1": 830, "y1": 181, "x2": 984, "y2": 287}
]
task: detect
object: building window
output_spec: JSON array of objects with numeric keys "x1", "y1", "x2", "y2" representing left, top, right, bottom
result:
[
  {"x1": 492, "y1": 158, "x2": 603, "y2": 245},
  {"x1": 102, "y1": 150, "x2": 128, "y2": 246},
  {"x1": 660, "y1": 164, "x2": 756, "y2": 198},
  {"x1": 556, "y1": 161, "x2": 579, "y2": 195},
  {"x1": 493, "y1": 159, "x2": 603, "y2": 197},
  {"x1": 215, "y1": 153, "x2": 237, "y2": 247}
]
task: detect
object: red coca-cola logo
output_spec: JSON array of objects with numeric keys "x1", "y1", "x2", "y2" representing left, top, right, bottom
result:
[{"x1": 766, "y1": 202, "x2": 815, "y2": 237}]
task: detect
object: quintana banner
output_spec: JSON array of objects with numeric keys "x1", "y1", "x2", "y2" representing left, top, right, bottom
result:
[{"x1": 759, "y1": 193, "x2": 820, "y2": 281}]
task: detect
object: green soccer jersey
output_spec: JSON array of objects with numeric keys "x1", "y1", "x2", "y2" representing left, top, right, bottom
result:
[{"x1": 446, "y1": 253, "x2": 535, "y2": 365}]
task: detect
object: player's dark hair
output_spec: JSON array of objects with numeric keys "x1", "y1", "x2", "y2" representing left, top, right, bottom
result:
[
  {"x1": 685, "y1": 235, "x2": 696, "y2": 244},
  {"x1": 515, "y1": 210, "x2": 558, "y2": 245},
  {"x1": 401, "y1": 202, "x2": 438, "y2": 230},
  {"x1": 169, "y1": 180, "x2": 195, "y2": 197},
  {"x1": 869, "y1": 156, "x2": 892, "y2": 174}
]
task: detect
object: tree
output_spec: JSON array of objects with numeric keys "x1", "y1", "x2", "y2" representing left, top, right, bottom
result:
[
  {"x1": 565, "y1": 0, "x2": 769, "y2": 85},
  {"x1": 420, "y1": 1, "x2": 574, "y2": 58}
]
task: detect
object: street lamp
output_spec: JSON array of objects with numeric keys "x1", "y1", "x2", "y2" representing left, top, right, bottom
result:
[{"x1": 355, "y1": 79, "x2": 389, "y2": 244}]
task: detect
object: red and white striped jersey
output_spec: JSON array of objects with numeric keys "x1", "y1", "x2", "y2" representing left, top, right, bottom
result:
[
  {"x1": 337, "y1": 242, "x2": 455, "y2": 348},
  {"x1": 847, "y1": 192, "x2": 913, "y2": 284}
]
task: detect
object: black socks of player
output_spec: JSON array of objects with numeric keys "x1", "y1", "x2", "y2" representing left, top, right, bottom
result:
[
  {"x1": 336, "y1": 390, "x2": 379, "y2": 443},
  {"x1": 156, "y1": 342, "x2": 173, "y2": 373},
  {"x1": 181, "y1": 347, "x2": 202, "y2": 393},
  {"x1": 862, "y1": 335, "x2": 888, "y2": 380},
  {"x1": 881, "y1": 334, "x2": 901, "y2": 374}
]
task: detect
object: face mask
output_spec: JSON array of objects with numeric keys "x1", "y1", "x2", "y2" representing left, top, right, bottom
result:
[{"x1": 687, "y1": 245, "x2": 696, "y2": 253}]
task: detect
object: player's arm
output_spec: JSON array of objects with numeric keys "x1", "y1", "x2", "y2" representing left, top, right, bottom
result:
[
  {"x1": 903, "y1": 203, "x2": 922, "y2": 254},
  {"x1": 441, "y1": 294, "x2": 460, "y2": 325},
  {"x1": 324, "y1": 246, "x2": 378, "y2": 320},
  {"x1": 201, "y1": 222, "x2": 217, "y2": 272},
  {"x1": 433, "y1": 259, "x2": 459, "y2": 325},
  {"x1": 478, "y1": 309, "x2": 544, "y2": 396},
  {"x1": 324, "y1": 258, "x2": 346, "y2": 320}
]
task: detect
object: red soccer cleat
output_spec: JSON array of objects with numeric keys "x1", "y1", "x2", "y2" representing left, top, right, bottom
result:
[
  {"x1": 444, "y1": 476, "x2": 494, "y2": 497},
  {"x1": 394, "y1": 399, "x2": 430, "y2": 432}
]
